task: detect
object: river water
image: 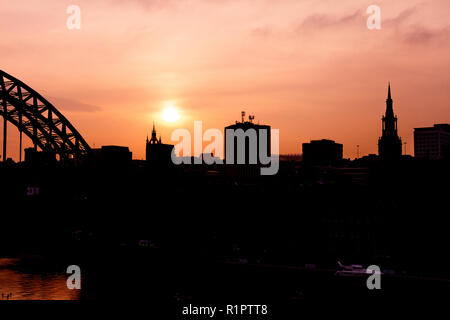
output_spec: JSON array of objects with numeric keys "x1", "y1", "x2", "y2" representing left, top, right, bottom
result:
[{"x1": 0, "y1": 257, "x2": 80, "y2": 300}]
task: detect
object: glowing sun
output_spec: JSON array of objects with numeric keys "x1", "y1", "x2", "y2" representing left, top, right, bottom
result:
[{"x1": 161, "y1": 106, "x2": 180, "y2": 123}]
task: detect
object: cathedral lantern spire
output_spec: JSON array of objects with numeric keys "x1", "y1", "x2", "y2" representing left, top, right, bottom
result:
[
  {"x1": 150, "y1": 122, "x2": 159, "y2": 144},
  {"x1": 145, "y1": 121, "x2": 175, "y2": 167}
]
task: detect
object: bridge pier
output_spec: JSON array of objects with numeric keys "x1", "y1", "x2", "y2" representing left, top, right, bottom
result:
[
  {"x1": 19, "y1": 111, "x2": 23, "y2": 162},
  {"x1": 33, "y1": 124, "x2": 37, "y2": 151},
  {"x1": 2, "y1": 113, "x2": 6, "y2": 162},
  {"x1": 19, "y1": 129, "x2": 22, "y2": 163}
]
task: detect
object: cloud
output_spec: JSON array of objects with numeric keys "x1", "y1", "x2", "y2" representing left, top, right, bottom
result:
[
  {"x1": 107, "y1": 0, "x2": 179, "y2": 11},
  {"x1": 401, "y1": 25, "x2": 450, "y2": 45},
  {"x1": 382, "y1": 7, "x2": 450, "y2": 46},
  {"x1": 250, "y1": 25, "x2": 273, "y2": 38},
  {"x1": 384, "y1": 7, "x2": 417, "y2": 28},
  {"x1": 48, "y1": 96, "x2": 102, "y2": 113},
  {"x1": 298, "y1": 10, "x2": 362, "y2": 31}
]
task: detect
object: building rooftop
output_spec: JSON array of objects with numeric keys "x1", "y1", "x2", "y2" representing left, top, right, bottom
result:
[{"x1": 415, "y1": 124, "x2": 450, "y2": 132}]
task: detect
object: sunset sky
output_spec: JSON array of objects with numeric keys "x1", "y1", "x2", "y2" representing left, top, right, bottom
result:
[{"x1": 1, "y1": 0, "x2": 450, "y2": 160}]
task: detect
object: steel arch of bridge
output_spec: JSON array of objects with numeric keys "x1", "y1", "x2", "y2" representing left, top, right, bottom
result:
[{"x1": 0, "y1": 70, "x2": 91, "y2": 161}]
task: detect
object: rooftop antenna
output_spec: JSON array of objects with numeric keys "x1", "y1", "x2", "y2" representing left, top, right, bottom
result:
[
  {"x1": 249, "y1": 115, "x2": 255, "y2": 123},
  {"x1": 241, "y1": 111, "x2": 246, "y2": 123}
]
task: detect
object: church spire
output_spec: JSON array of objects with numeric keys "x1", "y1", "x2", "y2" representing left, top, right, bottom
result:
[
  {"x1": 378, "y1": 82, "x2": 402, "y2": 160},
  {"x1": 387, "y1": 82, "x2": 391, "y2": 100}
]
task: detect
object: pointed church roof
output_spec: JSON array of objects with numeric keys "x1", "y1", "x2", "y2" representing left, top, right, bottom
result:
[{"x1": 385, "y1": 83, "x2": 394, "y2": 118}]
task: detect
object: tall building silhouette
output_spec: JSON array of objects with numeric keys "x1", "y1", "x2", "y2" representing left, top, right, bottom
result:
[
  {"x1": 378, "y1": 84, "x2": 402, "y2": 160},
  {"x1": 414, "y1": 124, "x2": 450, "y2": 160},
  {"x1": 224, "y1": 112, "x2": 271, "y2": 177},
  {"x1": 146, "y1": 123, "x2": 174, "y2": 168}
]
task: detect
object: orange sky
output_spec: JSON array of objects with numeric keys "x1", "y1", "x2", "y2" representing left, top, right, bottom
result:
[{"x1": 1, "y1": 0, "x2": 450, "y2": 160}]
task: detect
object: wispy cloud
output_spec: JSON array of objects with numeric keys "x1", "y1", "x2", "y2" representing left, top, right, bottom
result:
[
  {"x1": 49, "y1": 97, "x2": 102, "y2": 113},
  {"x1": 401, "y1": 25, "x2": 450, "y2": 45},
  {"x1": 382, "y1": 6, "x2": 450, "y2": 46},
  {"x1": 250, "y1": 25, "x2": 273, "y2": 38},
  {"x1": 384, "y1": 7, "x2": 417, "y2": 28},
  {"x1": 298, "y1": 10, "x2": 362, "y2": 31},
  {"x1": 107, "y1": 0, "x2": 179, "y2": 11}
]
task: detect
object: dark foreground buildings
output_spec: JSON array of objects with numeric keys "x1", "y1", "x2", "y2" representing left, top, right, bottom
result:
[
  {"x1": 95, "y1": 146, "x2": 132, "y2": 166},
  {"x1": 414, "y1": 124, "x2": 450, "y2": 160},
  {"x1": 3, "y1": 69, "x2": 450, "y2": 306},
  {"x1": 302, "y1": 139, "x2": 343, "y2": 165},
  {"x1": 378, "y1": 84, "x2": 402, "y2": 160}
]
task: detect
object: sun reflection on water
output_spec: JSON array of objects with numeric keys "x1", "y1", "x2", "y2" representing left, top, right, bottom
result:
[{"x1": 0, "y1": 258, "x2": 80, "y2": 300}]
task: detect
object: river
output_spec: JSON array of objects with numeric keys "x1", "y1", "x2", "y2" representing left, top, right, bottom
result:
[{"x1": 0, "y1": 257, "x2": 80, "y2": 300}]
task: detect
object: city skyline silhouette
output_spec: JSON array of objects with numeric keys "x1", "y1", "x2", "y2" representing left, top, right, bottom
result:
[
  {"x1": 1, "y1": 0, "x2": 450, "y2": 312},
  {"x1": 0, "y1": 69, "x2": 444, "y2": 163},
  {"x1": 1, "y1": 1, "x2": 450, "y2": 160}
]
